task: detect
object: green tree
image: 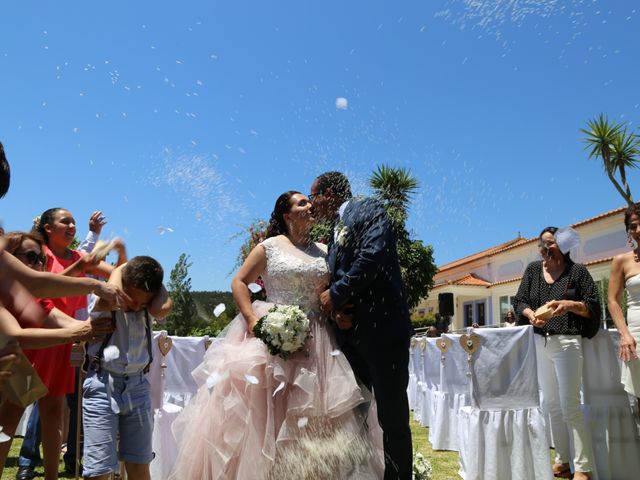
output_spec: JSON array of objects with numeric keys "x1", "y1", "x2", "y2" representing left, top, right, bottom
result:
[
  {"x1": 582, "y1": 114, "x2": 640, "y2": 206},
  {"x1": 369, "y1": 164, "x2": 437, "y2": 309},
  {"x1": 166, "y1": 253, "x2": 197, "y2": 336}
]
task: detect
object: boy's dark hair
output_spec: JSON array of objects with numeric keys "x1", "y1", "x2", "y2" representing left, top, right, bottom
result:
[
  {"x1": 122, "y1": 256, "x2": 164, "y2": 294},
  {"x1": 316, "y1": 171, "x2": 352, "y2": 201}
]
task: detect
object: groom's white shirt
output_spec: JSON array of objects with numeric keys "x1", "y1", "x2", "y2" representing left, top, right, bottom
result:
[
  {"x1": 337, "y1": 200, "x2": 349, "y2": 219},
  {"x1": 334, "y1": 200, "x2": 350, "y2": 242}
]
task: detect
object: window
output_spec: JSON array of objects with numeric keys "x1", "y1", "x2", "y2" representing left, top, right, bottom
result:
[
  {"x1": 499, "y1": 295, "x2": 516, "y2": 322},
  {"x1": 464, "y1": 304, "x2": 473, "y2": 327}
]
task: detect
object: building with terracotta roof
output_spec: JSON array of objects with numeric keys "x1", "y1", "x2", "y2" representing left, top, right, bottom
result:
[{"x1": 415, "y1": 207, "x2": 628, "y2": 330}]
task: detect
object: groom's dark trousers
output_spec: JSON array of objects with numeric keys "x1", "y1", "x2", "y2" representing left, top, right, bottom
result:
[{"x1": 328, "y1": 197, "x2": 413, "y2": 480}]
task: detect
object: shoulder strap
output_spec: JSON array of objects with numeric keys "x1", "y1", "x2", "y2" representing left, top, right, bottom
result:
[
  {"x1": 143, "y1": 308, "x2": 153, "y2": 374},
  {"x1": 84, "y1": 311, "x2": 115, "y2": 373}
]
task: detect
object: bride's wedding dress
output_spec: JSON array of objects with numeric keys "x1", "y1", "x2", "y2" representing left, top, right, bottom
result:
[{"x1": 169, "y1": 236, "x2": 383, "y2": 479}]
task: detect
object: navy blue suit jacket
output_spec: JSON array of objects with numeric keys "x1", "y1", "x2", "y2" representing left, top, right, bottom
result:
[{"x1": 327, "y1": 197, "x2": 413, "y2": 347}]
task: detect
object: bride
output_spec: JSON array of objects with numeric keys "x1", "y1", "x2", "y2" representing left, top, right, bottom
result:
[{"x1": 169, "y1": 191, "x2": 383, "y2": 479}]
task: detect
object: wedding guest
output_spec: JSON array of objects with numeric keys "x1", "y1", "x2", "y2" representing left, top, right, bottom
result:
[
  {"x1": 513, "y1": 226, "x2": 599, "y2": 480},
  {"x1": 82, "y1": 257, "x2": 167, "y2": 480},
  {"x1": 426, "y1": 326, "x2": 438, "y2": 337},
  {"x1": 0, "y1": 232, "x2": 113, "y2": 479},
  {"x1": 503, "y1": 310, "x2": 516, "y2": 326},
  {"x1": 25, "y1": 208, "x2": 120, "y2": 480},
  {"x1": 607, "y1": 202, "x2": 640, "y2": 405},
  {"x1": 15, "y1": 219, "x2": 123, "y2": 480}
]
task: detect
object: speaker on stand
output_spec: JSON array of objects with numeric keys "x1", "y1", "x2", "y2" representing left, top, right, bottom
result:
[{"x1": 437, "y1": 292, "x2": 454, "y2": 332}]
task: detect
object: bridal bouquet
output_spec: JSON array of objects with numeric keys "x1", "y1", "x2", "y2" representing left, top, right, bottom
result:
[{"x1": 252, "y1": 304, "x2": 310, "y2": 359}]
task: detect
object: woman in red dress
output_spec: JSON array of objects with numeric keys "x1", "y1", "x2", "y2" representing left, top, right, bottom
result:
[{"x1": 29, "y1": 208, "x2": 118, "y2": 480}]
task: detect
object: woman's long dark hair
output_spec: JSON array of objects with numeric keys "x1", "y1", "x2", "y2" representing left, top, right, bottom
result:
[
  {"x1": 539, "y1": 226, "x2": 572, "y2": 262},
  {"x1": 265, "y1": 191, "x2": 299, "y2": 239},
  {"x1": 32, "y1": 208, "x2": 64, "y2": 245},
  {"x1": 624, "y1": 202, "x2": 640, "y2": 231},
  {"x1": 0, "y1": 142, "x2": 10, "y2": 199}
]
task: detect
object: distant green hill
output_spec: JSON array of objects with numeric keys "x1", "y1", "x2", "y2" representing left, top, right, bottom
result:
[{"x1": 192, "y1": 290, "x2": 238, "y2": 320}]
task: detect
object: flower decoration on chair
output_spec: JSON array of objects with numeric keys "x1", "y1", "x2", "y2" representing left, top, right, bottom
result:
[{"x1": 459, "y1": 333, "x2": 481, "y2": 377}]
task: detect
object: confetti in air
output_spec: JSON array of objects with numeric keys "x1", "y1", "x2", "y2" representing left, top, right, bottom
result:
[
  {"x1": 157, "y1": 226, "x2": 174, "y2": 235},
  {"x1": 213, "y1": 303, "x2": 226, "y2": 317},
  {"x1": 247, "y1": 283, "x2": 262, "y2": 293},
  {"x1": 329, "y1": 350, "x2": 341, "y2": 357},
  {"x1": 244, "y1": 374, "x2": 259, "y2": 384},
  {"x1": 147, "y1": 152, "x2": 249, "y2": 230},
  {"x1": 103, "y1": 345, "x2": 120, "y2": 362},
  {"x1": 297, "y1": 416, "x2": 308, "y2": 428},
  {"x1": 0, "y1": 427, "x2": 11, "y2": 443},
  {"x1": 335, "y1": 97, "x2": 348, "y2": 110},
  {"x1": 273, "y1": 381, "x2": 285, "y2": 397},
  {"x1": 206, "y1": 370, "x2": 229, "y2": 391}
]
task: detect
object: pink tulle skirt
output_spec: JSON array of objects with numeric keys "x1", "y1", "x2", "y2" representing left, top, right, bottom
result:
[{"x1": 169, "y1": 301, "x2": 383, "y2": 479}]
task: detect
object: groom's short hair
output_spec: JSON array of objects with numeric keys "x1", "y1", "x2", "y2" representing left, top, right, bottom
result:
[{"x1": 316, "y1": 171, "x2": 352, "y2": 200}]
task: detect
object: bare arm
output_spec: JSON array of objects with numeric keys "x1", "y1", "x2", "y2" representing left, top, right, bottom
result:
[
  {"x1": 0, "y1": 305, "x2": 112, "y2": 349},
  {"x1": 112, "y1": 238, "x2": 127, "y2": 267},
  {"x1": 1, "y1": 250, "x2": 127, "y2": 304},
  {"x1": 59, "y1": 254, "x2": 114, "y2": 279},
  {"x1": 608, "y1": 254, "x2": 638, "y2": 361},
  {"x1": 231, "y1": 244, "x2": 267, "y2": 332},
  {"x1": 148, "y1": 284, "x2": 173, "y2": 319}
]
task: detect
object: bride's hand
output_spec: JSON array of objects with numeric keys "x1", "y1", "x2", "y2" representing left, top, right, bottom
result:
[{"x1": 246, "y1": 314, "x2": 260, "y2": 335}]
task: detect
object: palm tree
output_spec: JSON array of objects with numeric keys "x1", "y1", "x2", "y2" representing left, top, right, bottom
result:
[
  {"x1": 369, "y1": 164, "x2": 419, "y2": 230},
  {"x1": 581, "y1": 114, "x2": 640, "y2": 206},
  {"x1": 368, "y1": 165, "x2": 437, "y2": 309}
]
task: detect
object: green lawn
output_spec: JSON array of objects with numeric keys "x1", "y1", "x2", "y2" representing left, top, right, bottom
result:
[
  {"x1": 411, "y1": 419, "x2": 460, "y2": 480},
  {"x1": 3, "y1": 420, "x2": 460, "y2": 480},
  {"x1": 3, "y1": 440, "x2": 76, "y2": 480}
]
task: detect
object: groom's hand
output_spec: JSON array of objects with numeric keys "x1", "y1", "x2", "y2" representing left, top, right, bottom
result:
[
  {"x1": 320, "y1": 289, "x2": 334, "y2": 313},
  {"x1": 334, "y1": 311, "x2": 353, "y2": 330}
]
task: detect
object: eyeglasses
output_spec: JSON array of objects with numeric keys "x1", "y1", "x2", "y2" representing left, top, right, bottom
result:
[
  {"x1": 15, "y1": 250, "x2": 47, "y2": 267},
  {"x1": 308, "y1": 191, "x2": 323, "y2": 201}
]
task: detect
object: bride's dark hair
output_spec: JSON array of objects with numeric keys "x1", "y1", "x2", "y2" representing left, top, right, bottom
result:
[{"x1": 265, "y1": 191, "x2": 299, "y2": 238}]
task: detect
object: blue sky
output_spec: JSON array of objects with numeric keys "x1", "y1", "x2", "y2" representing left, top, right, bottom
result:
[{"x1": 1, "y1": 1, "x2": 638, "y2": 291}]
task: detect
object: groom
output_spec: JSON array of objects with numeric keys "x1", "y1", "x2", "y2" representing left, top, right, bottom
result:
[{"x1": 311, "y1": 171, "x2": 413, "y2": 480}]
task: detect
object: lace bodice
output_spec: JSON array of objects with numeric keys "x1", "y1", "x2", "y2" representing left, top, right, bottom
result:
[{"x1": 260, "y1": 236, "x2": 329, "y2": 313}]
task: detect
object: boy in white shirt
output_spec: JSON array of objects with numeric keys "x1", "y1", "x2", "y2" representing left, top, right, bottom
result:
[{"x1": 82, "y1": 256, "x2": 167, "y2": 480}]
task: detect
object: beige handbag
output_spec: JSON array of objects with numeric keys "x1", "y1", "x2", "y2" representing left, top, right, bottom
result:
[{"x1": 1, "y1": 348, "x2": 48, "y2": 407}]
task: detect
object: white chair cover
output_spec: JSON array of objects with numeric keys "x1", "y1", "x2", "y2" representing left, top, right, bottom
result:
[
  {"x1": 582, "y1": 330, "x2": 640, "y2": 480},
  {"x1": 421, "y1": 338, "x2": 442, "y2": 429},
  {"x1": 418, "y1": 339, "x2": 436, "y2": 427},
  {"x1": 428, "y1": 333, "x2": 469, "y2": 451},
  {"x1": 412, "y1": 338, "x2": 426, "y2": 424},
  {"x1": 149, "y1": 334, "x2": 209, "y2": 480},
  {"x1": 407, "y1": 338, "x2": 421, "y2": 413},
  {"x1": 457, "y1": 326, "x2": 552, "y2": 480}
]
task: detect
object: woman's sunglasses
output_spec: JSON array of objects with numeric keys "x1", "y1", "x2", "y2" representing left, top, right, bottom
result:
[{"x1": 15, "y1": 250, "x2": 47, "y2": 266}]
